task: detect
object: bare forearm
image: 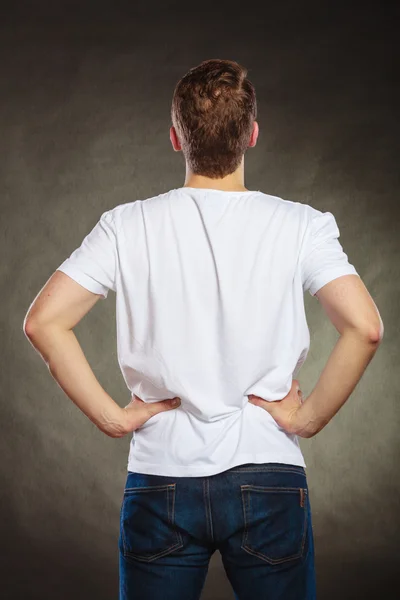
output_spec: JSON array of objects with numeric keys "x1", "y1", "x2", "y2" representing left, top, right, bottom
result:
[
  {"x1": 294, "y1": 330, "x2": 382, "y2": 438},
  {"x1": 24, "y1": 324, "x2": 126, "y2": 437}
]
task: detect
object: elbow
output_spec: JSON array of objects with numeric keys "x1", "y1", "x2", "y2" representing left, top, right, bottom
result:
[
  {"x1": 23, "y1": 317, "x2": 40, "y2": 339},
  {"x1": 23, "y1": 317, "x2": 32, "y2": 338},
  {"x1": 343, "y1": 321, "x2": 384, "y2": 345},
  {"x1": 371, "y1": 316, "x2": 385, "y2": 344},
  {"x1": 369, "y1": 317, "x2": 384, "y2": 344}
]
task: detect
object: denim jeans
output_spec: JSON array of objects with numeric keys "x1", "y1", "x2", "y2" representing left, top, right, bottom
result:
[{"x1": 118, "y1": 462, "x2": 316, "y2": 599}]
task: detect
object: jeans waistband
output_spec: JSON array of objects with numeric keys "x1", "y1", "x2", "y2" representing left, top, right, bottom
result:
[{"x1": 226, "y1": 462, "x2": 306, "y2": 475}]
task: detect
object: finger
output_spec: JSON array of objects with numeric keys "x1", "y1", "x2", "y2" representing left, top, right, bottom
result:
[
  {"x1": 157, "y1": 397, "x2": 181, "y2": 411},
  {"x1": 248, "y1": 397, "x2": 274, "y2": 411},
  {"x1": 248, "y1": 396, "x2": 262, "y2": 406}
]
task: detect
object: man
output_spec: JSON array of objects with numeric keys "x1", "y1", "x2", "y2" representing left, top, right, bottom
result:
[{"x1": 24, "y1": 59, "x2": 384, "y2": 600}]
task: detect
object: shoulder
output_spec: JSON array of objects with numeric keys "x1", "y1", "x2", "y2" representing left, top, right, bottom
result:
[
  {"x1": 107, "y1": 190, "x2": 175, "y2": 222},
  {"x1": 257, "y1": 192, "x2": 315, "y2": 227}
]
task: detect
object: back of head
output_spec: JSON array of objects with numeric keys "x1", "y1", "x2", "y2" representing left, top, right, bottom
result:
[{"x1": 171, "y1": 58, "x2": 257, "y2": 179}]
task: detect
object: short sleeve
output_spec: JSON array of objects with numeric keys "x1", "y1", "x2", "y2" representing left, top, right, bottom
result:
[
  {"x1": 56, "y1": 210, "x2": 117, "y2": 299},
  {"x1": 300, "y1": 209, "x2": 359, "y2": 297}
]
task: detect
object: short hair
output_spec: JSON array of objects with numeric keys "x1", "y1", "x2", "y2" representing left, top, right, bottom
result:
[{"x1": 171, "y1": 58, "x2": 257, "y2": 179}]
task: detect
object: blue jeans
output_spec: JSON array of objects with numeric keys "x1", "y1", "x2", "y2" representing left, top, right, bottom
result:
[{"x1": 118, "y1": 462, "x2": 316, "y2": 599}]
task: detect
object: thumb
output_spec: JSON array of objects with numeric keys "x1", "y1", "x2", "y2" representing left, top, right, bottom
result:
[
  {"x1": 159, "y1": 397, "x2": 181, "y2": 411},
  {"x1": 248, "y1": 395, "x2": 274, "y2": 412}
]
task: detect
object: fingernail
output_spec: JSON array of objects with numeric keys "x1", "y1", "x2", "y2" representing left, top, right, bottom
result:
[{"x1": 171, "y1": 398, "x2": 180, "y2": 406}]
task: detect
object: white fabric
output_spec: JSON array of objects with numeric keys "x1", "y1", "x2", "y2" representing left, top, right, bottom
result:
[{"x1": 56, "y1": 187, "x2": 359, "y2": 477}]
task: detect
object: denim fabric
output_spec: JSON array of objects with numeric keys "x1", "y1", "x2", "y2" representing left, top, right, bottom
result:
[{"x1": 118, "y1": 462, "x2": 316, "y2": 599}]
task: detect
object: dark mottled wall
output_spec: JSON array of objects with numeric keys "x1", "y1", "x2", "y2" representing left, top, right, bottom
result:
[{"x1": 1, "y1": 1, "x2": 399, "y2": 598}]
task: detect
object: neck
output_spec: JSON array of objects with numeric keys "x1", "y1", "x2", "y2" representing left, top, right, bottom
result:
[{"x1": 183, "y1": 166, "x2": 248, "y2": 192}]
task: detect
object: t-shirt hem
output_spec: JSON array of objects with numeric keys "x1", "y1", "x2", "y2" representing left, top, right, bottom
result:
[{"x1": 127, "y1": 452, "x2": 307, "y2": 477}]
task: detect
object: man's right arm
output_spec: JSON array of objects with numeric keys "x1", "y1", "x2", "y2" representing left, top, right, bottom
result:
[{"x1": 294, "y1": 274, "x2": 384, "y2": 438}]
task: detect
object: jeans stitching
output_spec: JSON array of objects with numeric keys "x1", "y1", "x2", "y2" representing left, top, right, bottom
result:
[
  {"x1": 202, "y1": 480, "x2": 208, "y2": 537},
  {"x1": 241, "y1": 488, "x2": 249, "y2": 549},
  {"x1": 203, "y1": 479, "x2": 214, "y2": 542},
  {"x1": 170, "y1": 483, "x2": 184, "y2": 549},
  {"x1": 121, "y1": 483, "x2": 184, "y2": 562},
  {"x1": 240, "y1": 487, "x2": 308, "y2": 565},
  {"x1": 167, "y1": 485, "x2": 171, "y2": 525},
  {"x1": 300, "y1": 492, "x2": 309, "y2": 556},
  {"x1": 206, "y1": 479, "x2": 214, "y2": 542}
]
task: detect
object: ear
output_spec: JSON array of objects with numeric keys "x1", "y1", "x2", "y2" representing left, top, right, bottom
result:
[
  {"x1": 248, "y1": 121, "x2": 259, "y2": 148},
  {"x1": 170, "y1": 126, "x2": 182, "y2": 151}
]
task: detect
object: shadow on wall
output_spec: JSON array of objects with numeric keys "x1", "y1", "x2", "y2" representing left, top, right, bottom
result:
[
  {"x1": 314, "y1": 553, "x2": 397, "y2": 600},
  {"x1": 1, "y1": 516, "x2": 118, "y2": 599}
]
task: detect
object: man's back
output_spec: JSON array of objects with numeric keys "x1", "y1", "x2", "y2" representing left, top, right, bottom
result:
[{"x1": 56, "y1": 186, "x2": 359, "y2": 476}]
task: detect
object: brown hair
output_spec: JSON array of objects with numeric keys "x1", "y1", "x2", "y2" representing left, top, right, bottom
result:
[{"x1": 171, "y1": 59, "x2": 257, "y2": 179}]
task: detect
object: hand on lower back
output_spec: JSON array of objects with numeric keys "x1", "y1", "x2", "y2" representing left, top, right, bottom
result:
[
  {"x1": 248, "y1": 379, "x2": 304, "y2": 435},
  {"x1": 121, "y1": 394, "x2": 181, "y2": 435}
]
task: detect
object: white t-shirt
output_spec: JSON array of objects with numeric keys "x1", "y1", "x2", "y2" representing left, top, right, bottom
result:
[{"x1": 56, "y1": 187, "x2": 359, "y2": 477}]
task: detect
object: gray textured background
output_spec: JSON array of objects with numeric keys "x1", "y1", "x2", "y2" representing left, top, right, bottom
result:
[{"x1": 2, "y1": 1, "x2": 399, "y2": 598}]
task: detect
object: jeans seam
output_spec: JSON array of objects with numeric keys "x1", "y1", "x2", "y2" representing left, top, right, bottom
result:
[{"x1": 203, "y1": 479, "x2": 214, "y2": 543}]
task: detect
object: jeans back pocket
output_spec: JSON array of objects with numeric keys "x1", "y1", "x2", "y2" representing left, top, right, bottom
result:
[
  {"x1": 121, "y1": 483, "x2": 184, "y2": 562},
  {"x1": 241, "y1": 485, "x2": 308, "y2": 565}
]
